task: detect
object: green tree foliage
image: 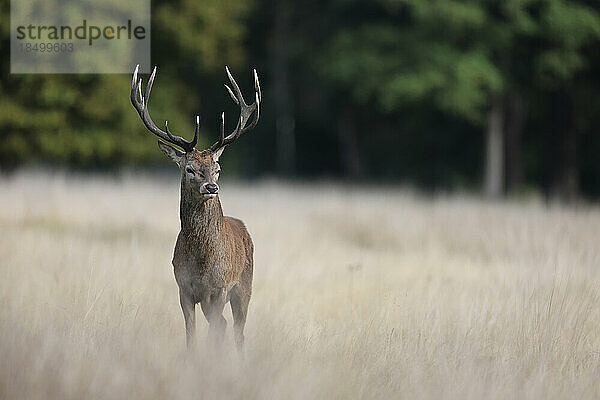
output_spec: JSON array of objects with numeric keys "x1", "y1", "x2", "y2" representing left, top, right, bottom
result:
[
  {"x1": 0, "y1": 0, "x2": 252, "y2": 168},
  {"x1": 535, "y1": 1, "x2": 600, "y2": 84},
  {"x1": 1, "y1": 0, "x2": 600, "y2": 199},
  {"x1": 321, "y1": 0, "x2": 600, "y2": 122},
  {"x1": 312, "y1": 0, "x2": 600, "y2": 196}
]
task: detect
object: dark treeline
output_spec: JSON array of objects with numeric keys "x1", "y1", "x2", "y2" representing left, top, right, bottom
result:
[{"x1": 1, "y1": 0, "x2": 600, "y2": 200}]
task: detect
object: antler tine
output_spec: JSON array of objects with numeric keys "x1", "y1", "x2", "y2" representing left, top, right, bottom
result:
[
  {"x1": 210, "y1": 67, "x2": 261, "y2": 152},
  {"x1": 219, "y1": 112, "x2": 226, "y2": 145},
  {"x1": 189, "y1": 116, "x2": 200, "y2": 149},
  {"x1": 224, "y1": 84, "x2": 239, "y2": 105},
  {"x1": 144, "y1": 66, "x2": 157, "y2": 105},
  {"x1": 225, "y1": 66, "x2": 246, "y2": 106},
  {"x1": 253, "y1": 69, "x2": 262, "y2": 102},
  {"x1": 131, "y1": 64, "x2": 139, "y2": 91},
  {"x1": 130, "y1": 64, "x2": 199, "y2": 152}
]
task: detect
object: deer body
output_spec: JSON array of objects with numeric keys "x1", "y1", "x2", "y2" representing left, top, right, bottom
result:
[
  {"x1": 130, "y1": 65, "x2": 261, "y2": 351},
  {"x1": 174, "y1": 151, "x2": 253, "y2": 349}
]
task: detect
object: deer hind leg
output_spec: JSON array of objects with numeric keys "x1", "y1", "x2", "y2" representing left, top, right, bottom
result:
[
  {"x1": 230, "y1": 281, "x2": 251, "y2": 354},
  {"x1": 179, "y1": 290, "x2": 196, "y2": 349},
  {"x1": 231, "y1": 257, "x2": 253, "y2": 355}
]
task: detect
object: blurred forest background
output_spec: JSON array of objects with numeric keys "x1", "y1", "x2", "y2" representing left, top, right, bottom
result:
[{"x1": 1, "y1": 0, "x2": 599, "y2": 200}]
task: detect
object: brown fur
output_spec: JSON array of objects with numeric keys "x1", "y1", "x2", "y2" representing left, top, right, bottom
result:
[
  {"x1": 131, "y1": 64, "x2": 261, "y2": 352},
  {"x1": 161, "y1": 146, "x2": 253, "y2": 351}
]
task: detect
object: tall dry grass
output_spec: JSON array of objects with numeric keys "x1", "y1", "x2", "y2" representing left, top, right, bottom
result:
[{"x1": 1, "y1": 170, "x2": 600, "y2": 399}]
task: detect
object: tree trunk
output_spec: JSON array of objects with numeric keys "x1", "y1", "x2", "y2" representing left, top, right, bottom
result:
[
  {"x1": 484, "y1": 97, "x2": 504, "y2": 198},
  {"x1": 504, "y1": 94, "x2": 525, "y2": 193},
  {"x1": 338, "y1": 107, "x2": 362, "y2": 179},
  {"x1": 271, "y1": 1, "x2": 295, "y2": 176},
  {"x1": 548, "y1": 91, "x2": 578, "y2": 203},
  {"x1": 559, "y1": 124, "x2": 579, "y2": 202}
]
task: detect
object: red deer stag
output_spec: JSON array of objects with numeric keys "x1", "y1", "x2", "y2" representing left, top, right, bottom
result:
[{"x1": 130, "y1": 65, "x2": 260, "y2": 351}]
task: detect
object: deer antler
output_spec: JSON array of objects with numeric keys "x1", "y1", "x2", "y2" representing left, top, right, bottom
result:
[
  {"x1": 210, "y1": 66, "x2": 261, "y2": 152},
  {"x1": 131, "y1": 65, "x2": 199, "y2": 152}
]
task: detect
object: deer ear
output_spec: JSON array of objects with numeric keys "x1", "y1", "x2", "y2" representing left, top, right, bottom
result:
[
  {"x1": 157, "y1": 140, "x2": 185, "y2": 165},
  {"x1": 212, "y1": 147, "x2": 225, "y2": 162}
]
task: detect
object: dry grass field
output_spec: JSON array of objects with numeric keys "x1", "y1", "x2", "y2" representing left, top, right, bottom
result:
[{"x1": 1, "y1": 171, "x2": 600, "y2": 399}]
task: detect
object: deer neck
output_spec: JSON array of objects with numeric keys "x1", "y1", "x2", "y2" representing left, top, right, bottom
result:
[{"x1": 179, "y1": 185, "x2": 224, "y2": 240}]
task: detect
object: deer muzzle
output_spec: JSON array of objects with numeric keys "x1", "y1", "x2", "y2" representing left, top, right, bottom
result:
[{"x1": 201, "y1": 183, "x2": 219, "y2": 199}]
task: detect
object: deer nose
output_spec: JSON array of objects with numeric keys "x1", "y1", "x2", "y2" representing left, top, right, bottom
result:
[{"x1": 205, "y1": 183, "x2": 219, "y2": 194}]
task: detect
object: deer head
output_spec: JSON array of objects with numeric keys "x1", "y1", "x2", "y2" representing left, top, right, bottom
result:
[{"x1": 131, "y1": 65, "x2": 261, "y2": 200}]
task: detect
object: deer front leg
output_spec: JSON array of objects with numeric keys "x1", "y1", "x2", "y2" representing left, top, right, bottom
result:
[
  {"x1": 179, "y1": 290, "x2": 196, "y2": 349},
  {"x1": 200, "y1": 288, "x2": 227, "y2": 348}
]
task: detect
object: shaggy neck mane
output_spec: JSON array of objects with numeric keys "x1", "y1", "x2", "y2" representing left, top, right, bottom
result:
[{"x1": 179, "y1": 182, "x2": 223, "y2": 241}]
